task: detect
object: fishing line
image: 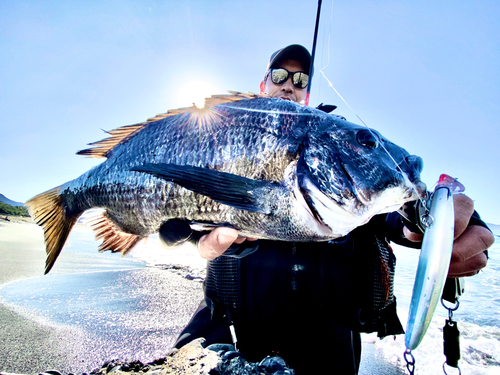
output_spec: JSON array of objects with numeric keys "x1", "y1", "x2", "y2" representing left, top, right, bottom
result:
[
  {"x1": 317, "y1": 28, "x2": 401, "y2": 169},
  {"x1": 317, "y1": 0, "x2": 424, "y2": 199},
  {"x1": 319, "y1": 67, "x2": 423, "y2": 196},
  {"x1": 316, "y1": 0, "x2": 332, "y2": 101},
  {"x1": 317, "y1": 7, "x2": 463, "y2": 375}
]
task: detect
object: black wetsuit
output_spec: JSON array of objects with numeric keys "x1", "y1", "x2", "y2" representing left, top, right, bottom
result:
[
  {"x1": 174, "y1": 212, "x2": 413, "y2": 373},
  {"x1": 173, "y1": 210, "x2": 489, "y2": 374}
]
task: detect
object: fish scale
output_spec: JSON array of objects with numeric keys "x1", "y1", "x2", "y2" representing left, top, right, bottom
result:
[{"x1": 26, "y1": 93, "x2": 426, "y2": 274}]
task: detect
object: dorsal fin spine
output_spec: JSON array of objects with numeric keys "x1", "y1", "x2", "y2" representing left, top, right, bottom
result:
[{"x1": 76, "y1": 92, "x2": 266, "y2": 159}]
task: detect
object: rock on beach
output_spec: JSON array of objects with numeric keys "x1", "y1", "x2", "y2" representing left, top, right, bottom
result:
[
  {"x1": 0, "y1": 338, "x2": 296, "y2": 375},
  {"x1": 87, "y1": 338, "x2": 295, "y2": 375}
]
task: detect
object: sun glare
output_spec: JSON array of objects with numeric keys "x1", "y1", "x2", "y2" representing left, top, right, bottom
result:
[{"x1": 175, "y1": 80, "x2": 223, "y2": 109}]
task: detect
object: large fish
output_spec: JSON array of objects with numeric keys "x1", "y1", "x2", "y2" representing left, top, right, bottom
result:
[{"x1": 26, "y1": 92, "x2": 426, "y2": 274}]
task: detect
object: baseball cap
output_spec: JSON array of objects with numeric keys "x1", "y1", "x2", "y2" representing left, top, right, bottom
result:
[{"x1": 264, "y1": 44, "x2": 312, "y2": 79}]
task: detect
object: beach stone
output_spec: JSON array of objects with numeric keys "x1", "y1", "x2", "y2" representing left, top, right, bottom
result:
[
  {"x1": 206, "y1": 343, "x2": 235, "y2": 354},
  {"x1": 90, "y1": 338, "x2": 295, "y2": 375},
  {"x1": 1, "y1": 338, "x2": 296, "y2": 375},
  {"x1": 156, "y1": 338, "x2": 219, "y2": 374},
  {"x1": 258, "y1": 356, "x2": 288, "y2": 372}
]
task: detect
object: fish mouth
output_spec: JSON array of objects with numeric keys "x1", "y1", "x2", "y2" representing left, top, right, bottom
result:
[
  {"x1": 402, "y1": 178, "x2": 427, "y2": 200},
  {"x1": 300, "y1": 161, "x2": 426, "y2": 232},
  {"x1": 341, "y1": 160, "x2": 426, "y2": 207}
]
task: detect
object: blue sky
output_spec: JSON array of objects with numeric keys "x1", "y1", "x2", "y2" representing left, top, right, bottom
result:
[{"x1": 1, "y1": 0, "x2": 499, "y2": 224}]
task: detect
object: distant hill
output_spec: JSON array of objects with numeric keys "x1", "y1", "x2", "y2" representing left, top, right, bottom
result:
[
  {"x1": 0, "y1": 194, "x2": 28, "y2": 217},
  {"x1": 0, "y1": 193, "x2": 24, "y2": 207},
  {"x1": 0, "y1": 202, "x2": 29, "y2": 217}
]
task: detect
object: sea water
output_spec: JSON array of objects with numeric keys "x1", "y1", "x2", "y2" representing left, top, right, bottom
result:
[
  {"x1": 44, "y1": 224, "x2": 146, "y2": 274},
  {"x1": 370, "y1": 235, "x2": 500, "y2": 375},
  {"x1": 1, "y1": 225, "x2": 499, "y2": 374}
]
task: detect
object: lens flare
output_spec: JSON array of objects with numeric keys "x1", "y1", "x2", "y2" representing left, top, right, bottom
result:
[{"x1": 176, "y1": 80, "x2": 222, "y2": 109}]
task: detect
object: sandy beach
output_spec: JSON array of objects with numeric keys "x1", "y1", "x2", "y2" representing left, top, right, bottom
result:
[
  {"x1": 0, "y1": 218, "x2": 98, "y2": 374},
  {"x1": 0, "y1": 218, "x2": 205, "y2": 375},
  {"x1": 0, "y1": 217, "x2": 399, "y2": 375},
  {"x1": 6, "y1": 216, "x2": 495, "y2": 374}
]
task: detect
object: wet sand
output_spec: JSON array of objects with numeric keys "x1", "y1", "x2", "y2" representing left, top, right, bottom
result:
[
  {"x1": 0, "y1": 217, "x2": 402, "y2": 375},
  {"x1": 0, "y1": 218, "x2": 204, "y2": 375},
  {"x1": 0, "y1": 218, "x2": 97, "y2": 374}
]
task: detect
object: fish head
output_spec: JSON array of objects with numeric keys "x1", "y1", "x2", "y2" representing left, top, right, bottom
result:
[{"x1": 297, "y1": 116, "x2": 426, "y2": 232}]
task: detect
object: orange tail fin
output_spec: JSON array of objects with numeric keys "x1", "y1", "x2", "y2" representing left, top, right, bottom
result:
[{"x1": 25, "y1": 186, "x2": 79, "y2": 274}]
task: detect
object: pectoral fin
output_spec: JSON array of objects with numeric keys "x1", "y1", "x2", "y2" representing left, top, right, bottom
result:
[{"x1": 132, "y1": 163, "x2": 273, "y2": 214}]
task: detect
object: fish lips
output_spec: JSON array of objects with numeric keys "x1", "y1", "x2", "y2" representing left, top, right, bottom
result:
[{"x1": 398, "y1": 154, "x2": 427, "y2": 199}]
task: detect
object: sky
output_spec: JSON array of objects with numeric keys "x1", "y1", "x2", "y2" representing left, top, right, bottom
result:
[{"x1": 1, "y1": 0, "x2": 499, "y2": 224}]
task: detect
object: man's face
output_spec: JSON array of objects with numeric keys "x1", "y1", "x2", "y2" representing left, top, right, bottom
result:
[{"x1": 263, "y1": 59, "x2": 307, "y2": 104}]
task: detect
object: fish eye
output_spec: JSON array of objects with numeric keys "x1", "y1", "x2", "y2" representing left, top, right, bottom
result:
[{"x1": 356, "y1": 129, "x2": 379, "y2": 149}]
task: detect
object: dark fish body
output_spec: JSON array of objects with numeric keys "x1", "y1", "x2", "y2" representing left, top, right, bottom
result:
[{"x1": 26, "y1": 93, "x2": 425, "y2": 273}]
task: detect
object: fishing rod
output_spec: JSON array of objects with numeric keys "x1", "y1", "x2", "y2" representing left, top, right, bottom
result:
[{"x1": 305, "y1": 0, "x2": 322, "y2": 106}]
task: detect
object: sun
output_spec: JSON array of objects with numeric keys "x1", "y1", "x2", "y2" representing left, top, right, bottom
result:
[{"x1": 175, "y1": 79, "x2": 224, "y2": 109}]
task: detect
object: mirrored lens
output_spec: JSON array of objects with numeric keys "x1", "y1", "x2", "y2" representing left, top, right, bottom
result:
[
  {"x1": 293, "y1": 72, "x2": 308, "y2": 89},
  {"x1": 271, "y1": 69, "x2": 289, "y2": 85}
]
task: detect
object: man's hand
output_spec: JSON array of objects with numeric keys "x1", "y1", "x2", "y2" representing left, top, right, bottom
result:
[
  {"x1": 404, "y1": 194, "x2": 494, "y2": 277},
  {"x1": 198, "y1": 227, "x2": 258, "y2": 260}
]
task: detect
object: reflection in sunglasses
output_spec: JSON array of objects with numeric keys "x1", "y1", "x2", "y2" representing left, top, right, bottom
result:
[{"x1": 270, "y1": 68, "x2": 309, "y2": 89}]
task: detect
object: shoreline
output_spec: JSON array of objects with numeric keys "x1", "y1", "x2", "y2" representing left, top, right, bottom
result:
[
  {"x1": 0, "y1": 220, "x2": 204, "y2": 375},
  {"x1": 0, "y1": 218, "x2": 407, "y2": 375},
  {"x1": 5, "y1": 218, "x2": 485, "y2": 374},
  {"x1": 0, "y1": 267, "x2": 204, "y2": 375}
]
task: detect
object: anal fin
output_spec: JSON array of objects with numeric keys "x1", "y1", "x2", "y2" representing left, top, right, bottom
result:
[{"x1": 84, "y1": 211, "x2": 142, "y2": 255}]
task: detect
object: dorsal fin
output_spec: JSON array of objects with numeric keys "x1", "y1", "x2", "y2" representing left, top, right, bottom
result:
[
  {"x1": 77, "y1": 91, "x2": 265, "y2": 159},
  {"x1": 83, "y1": 210, "x2": 142, "y2": 255},
  {"x1": 204, "y1": 91, "x2": 263, "y2": 107}
]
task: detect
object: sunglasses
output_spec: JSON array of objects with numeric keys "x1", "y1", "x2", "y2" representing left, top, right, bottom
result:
[{"x1": 269, "y1": 68, "x2": 309, "y2": 89}]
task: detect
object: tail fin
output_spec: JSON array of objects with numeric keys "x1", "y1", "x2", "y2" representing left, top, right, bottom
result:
[{"x1": 25, "y1": 186, "x2": 78, "y2": 274}]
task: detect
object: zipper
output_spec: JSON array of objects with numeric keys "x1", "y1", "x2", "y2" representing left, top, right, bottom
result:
[{"x1": 291, "y1": 241, "x2": 298, "y2": 291}]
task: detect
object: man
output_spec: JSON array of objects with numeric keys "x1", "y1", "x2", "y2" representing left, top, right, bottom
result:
[{"x1": 161, "y1": 45, "x2": 494, "y2": 374}]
